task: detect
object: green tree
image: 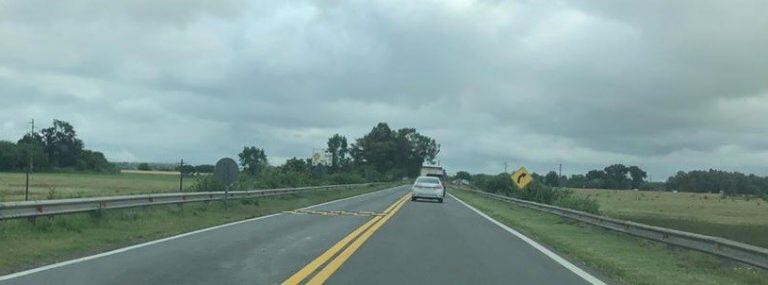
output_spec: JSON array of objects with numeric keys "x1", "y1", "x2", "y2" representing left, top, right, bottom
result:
[
  {"x1": 393, "y1": 128, "x2": 420, "y2": 177},
  {"x1": 176, "y1": 164, "x2": 196, "y2": 176},
  {"x1": 409, "y1": 132, "x2": 440, "y2": 164},
  {"x1": 350, "y1": 123, "x2": 440, "y2": 179},
  {"x1": 282, "y1": 157, "x2": 310, "y2": 173},
  {"x1": 665, "y1": 169, "x2": 768, "y2": 196},
  {"x1": 0, "y1": 141, "x2": 21, "y2": 170},
  {"x1": 627, "y1": 166, "x2": 647, "y2": 189},
  {"x1": 567, "y1": 174, "x2": 587, "y2": 188},
  {"x1": 585, "y1": 169, "x2": 606, "y2": 180},
  {"x1": 472, "y1": 173, "x2": 518, "y2": 195},
  {"x1": 394, "y1": 128, "x2": 440, "y2": 177},
  {"x1": 76, "y1": 150, "x2": 113, "y2": 172},
  {"x1": 603, "y1": 164, "x2": 630, "y2": 189},
  {"x1": 326, "y1": 134, "x2": 349, "y2": 172},
  {"x1": 41, "y1": 119, "x2": 84, "y2": 168},
  {"x1": 17, "y1": 132, "x2": 50, "y2": 170},
  {"x1": 544, "y1": 171, "x2": 560, "y2": 187},
  {"x1": 137, "y1": 163, "x2": 151, "y2": 171},
  {"x1": 350, "y1": 123, "x2": 397, "y2": 173},
  {"x1": 239, "y1": 146, "x2": 268, "y2": 175},
  {"x1": 530, "y1": 172, "x2": 543, "y2": 182},
  {"x1": 455, "y1": 171, "x2": 472, "y2": 181},
  {"x1": 585, "y1": 169, "x2": 607, "y2": 188},
  {"x1": 194, "y1": 164, "x2": 215, "y2": 173}
]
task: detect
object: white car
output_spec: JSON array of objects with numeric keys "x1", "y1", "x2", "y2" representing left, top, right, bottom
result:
[{"x1": 411, "y1": 176, "x2": 445, "y2": 203}]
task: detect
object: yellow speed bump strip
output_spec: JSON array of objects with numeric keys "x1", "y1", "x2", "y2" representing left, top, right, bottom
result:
[
  {"x1": 282, "y1": 209, "x2": 386, "y2": 217},
  {"x1": 282, "y1": 193, "x2": 411, "y2": 285}
]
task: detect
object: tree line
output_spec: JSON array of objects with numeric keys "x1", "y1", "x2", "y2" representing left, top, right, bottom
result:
[
  {"x1": 465, "y1": 172, "x2": 601, "y2": 214},
  {"x1": 456, "y1": 164, "x2": 767, "y2": 196},
  {"x1": 0, "y1": 120, "x2": 113, "y2": 172},
  {"x1": 132, "y1": 162, "x2": 214, "y2": 175},
  {"x1": 538, "y1": 164, "x2": 648, "y2": 190},
  {"x1": 195, "y1": 122, "x2": 440, "y2": 191},
  {"x1": 666, "y1": 169, "x2": 768, "y2": 196}
]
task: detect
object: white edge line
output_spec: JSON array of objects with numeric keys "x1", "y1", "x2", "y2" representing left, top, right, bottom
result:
[
  {"x1": 0, "y1": 184, "x2": 403, "y2": 281},
  {"x1": 449, "y1": 193, "x2": 607, "y2": 285}
]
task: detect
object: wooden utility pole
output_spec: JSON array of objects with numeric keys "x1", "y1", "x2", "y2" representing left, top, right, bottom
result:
[
  {"x1": 25, "y1": 119, "x2": 34, "y2": 201},
  {"x1": 179, "y1": 159, "x2": 184, "y2": 192}
]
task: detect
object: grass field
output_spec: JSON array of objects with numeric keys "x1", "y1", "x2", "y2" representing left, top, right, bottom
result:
[
  {"x1": 570, "y1": 188, "x2": 768, "y2": 248},
  {"x1": 0, "y1": 172, "x2": 191, "y2": 201},
  {"x1": 119, "y1": 169, "x2": 182, "y2": 175},
  {"x1": 0, "y1": 183, "x2": 398, "y2": 275},
  {"x1": 450, "y1": 187, "x2": 768, "y2": 285}
]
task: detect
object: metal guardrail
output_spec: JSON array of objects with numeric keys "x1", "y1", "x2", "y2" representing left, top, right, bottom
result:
[
  {"x1": 459, "y1": 187, "x2": 768, "y2": 270},
  {"x1": 0, "y1": 183, "x2": 382, "y2": 220}
]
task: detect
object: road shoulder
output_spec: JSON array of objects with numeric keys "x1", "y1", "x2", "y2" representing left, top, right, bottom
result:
[
  {"x1": 449, "y1": 188, "x2": 768, "y2": 285},
  {"x1": 0, "y1": 183, "x2": 400, "y2": 278}
]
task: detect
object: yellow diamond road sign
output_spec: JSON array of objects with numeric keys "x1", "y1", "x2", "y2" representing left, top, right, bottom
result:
[{"x1": 511, "y1": 167, "x2": 533, "y2": 189}]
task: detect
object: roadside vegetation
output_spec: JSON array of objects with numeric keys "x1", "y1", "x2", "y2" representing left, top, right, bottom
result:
[
  {"x1": 0, "y1": 119, "x2": 114, "y2": 173},
  {"x1": 0, "y1": 183, "x2": 397, "y2": 275},
  {"x1": 469, "y1": 173, "x2": 600, "y2": 214},
  {"x1": 536, "y1": 163, "x2": 768, "y2": 197},
  {"x1": 192, "y1": 122, "x2": 439, "y2": 192},
  {"x1": 1, "y1": 121, "x2": 438, "y2": 201},
  {"x1": 450, "y1": 188, "x2": 768, "y2": 285},
  {"x1": 571, "y1": 188, "x2": 768, "y2": 248},
  {"x1": 456, "y1": 164, "x2": 768, "y2": 248},
  {"x1": 666, "y1": 169, "x2": 768, "y2": 196}
]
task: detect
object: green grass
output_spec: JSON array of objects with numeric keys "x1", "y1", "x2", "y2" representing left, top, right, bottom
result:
[
  {"x1": 450, "y1": 187, "x2": 768, "y2": 285},
  {"x1": 0, "y1": 183, "x2": 399, "y2": 275},
  {"x1": 0, "y1": 172, "x2": 189, "y2": 201},
  {"x1": 570, "y1": 188, "x2": 768, "y2": 247}
]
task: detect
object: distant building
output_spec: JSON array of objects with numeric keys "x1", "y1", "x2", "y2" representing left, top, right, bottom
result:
[{"x1": 310, "y1": 148, "x2": 331, "y2": 166}]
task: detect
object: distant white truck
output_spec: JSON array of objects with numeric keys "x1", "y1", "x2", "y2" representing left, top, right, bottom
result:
[
  {"x1": 420, "y1": 165, "x2": 447, "y2": 197},
  {"x1": 420, "y1": 165, "x2": 446, "y2": 180}
]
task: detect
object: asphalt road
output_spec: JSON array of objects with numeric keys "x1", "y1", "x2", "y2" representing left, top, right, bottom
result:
[{"x1": 1, "y1": 185, "x2": 604, "y2": 285}]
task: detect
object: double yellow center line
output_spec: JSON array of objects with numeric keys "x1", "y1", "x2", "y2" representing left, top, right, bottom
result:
[{"x1": 282, "y1": 193, "x2": 411, "y2": 285}]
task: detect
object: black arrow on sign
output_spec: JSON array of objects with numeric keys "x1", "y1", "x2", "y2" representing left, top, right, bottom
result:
[{"x1": 517, "y1": 173, "x2": 528, "y2": 184}]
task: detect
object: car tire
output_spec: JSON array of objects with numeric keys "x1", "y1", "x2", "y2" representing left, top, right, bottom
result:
[
  {"x1": 438, "y1": 198, "x2": 443, "y2": 203},
  {"x1": 411, "y1": 197, "x2": 416, "y2": 201}
]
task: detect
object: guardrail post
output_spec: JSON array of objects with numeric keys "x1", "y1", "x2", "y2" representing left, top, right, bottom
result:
[
  {"x1": 91, "y1": 201, "x2": 106, "y2": 220},
  {"x1": 224, "y1": 185, "x2": 229, "y2": 210},
  {"x1": 178, "y1": 195, "x2": 185, "y2": 211}
]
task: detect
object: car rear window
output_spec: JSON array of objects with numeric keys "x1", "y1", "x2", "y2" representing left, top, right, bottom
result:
[{"x1": 416, "y1": 177, "x2": 441, "y2": 185}]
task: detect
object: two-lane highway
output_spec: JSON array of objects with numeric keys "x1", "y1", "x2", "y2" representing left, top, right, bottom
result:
[{"x1": 0, "y1": 185, "x2": 605, "y2": 285}]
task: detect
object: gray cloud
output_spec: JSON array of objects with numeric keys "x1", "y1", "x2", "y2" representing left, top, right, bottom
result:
[{"x1": 1, "y1": 0, "x2": 767, "y2": 179}]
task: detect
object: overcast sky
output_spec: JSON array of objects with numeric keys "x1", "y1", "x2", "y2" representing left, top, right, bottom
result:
[{"x1": 1, "y1": 0, "x2": 767, "y2": 179}]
